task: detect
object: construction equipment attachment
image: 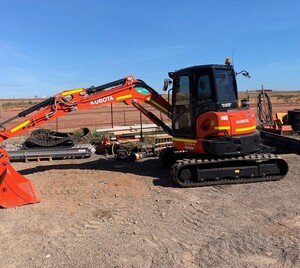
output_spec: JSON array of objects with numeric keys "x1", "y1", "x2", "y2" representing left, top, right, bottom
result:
[{"x1": 0, "y1": 148, "x2": 40, "y2": 208}]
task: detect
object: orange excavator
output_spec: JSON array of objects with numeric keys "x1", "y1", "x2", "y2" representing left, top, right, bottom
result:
[{"x1": 0, "y1": 59, "x2": 288, "y2": 208}]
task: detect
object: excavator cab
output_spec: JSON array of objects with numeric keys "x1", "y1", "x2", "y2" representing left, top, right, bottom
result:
[
  {"x1": 160, "y1": 63, "x2": 288, "y2": 187},
  {"x1": 170, "y1": 64, "x2": 238, "y2": 136},
  {"x1": 168, "y1": 64, "x2": 260, "y2": 156}
]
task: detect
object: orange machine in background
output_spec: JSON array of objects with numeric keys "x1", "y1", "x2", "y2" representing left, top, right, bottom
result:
[{"x1": 0, "y1": 60, "x2": 288, "y2": 208}]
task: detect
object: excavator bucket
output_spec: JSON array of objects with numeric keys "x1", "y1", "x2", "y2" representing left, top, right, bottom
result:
[{"x1": 0, "y1": 149, "x2": 40, "y2": 208}]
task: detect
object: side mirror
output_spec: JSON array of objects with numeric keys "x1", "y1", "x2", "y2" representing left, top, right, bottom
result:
[
  {"x1": 162, "y1": 79, "x2": 172, "y2": 91},
  {"x1": 242, "y1": 71, "x2": 251, "y2": 78},
  {"x1": 240, "y1": 99, "x2": 249, "y2": 107},
  {"x1": 236, "y1": 70, "x2": 251, "y2": 78}
]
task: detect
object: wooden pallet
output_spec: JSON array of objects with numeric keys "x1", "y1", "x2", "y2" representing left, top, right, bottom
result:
[{"x1": 25, "y1": 155, "x2": 53, "y2": 162}]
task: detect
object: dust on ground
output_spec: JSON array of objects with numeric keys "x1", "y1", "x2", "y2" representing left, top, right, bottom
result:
[{"x1": 0, "y1": 153, "x2": 299, "y2": 268}]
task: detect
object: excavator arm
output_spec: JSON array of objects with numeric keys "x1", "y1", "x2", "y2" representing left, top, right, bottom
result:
[
  {"x1": 0, "y1": 75, "x2": 172, "y2": 208},
  {"x1": 0, "y1": 76, "x2": 172, "y2": 141}
]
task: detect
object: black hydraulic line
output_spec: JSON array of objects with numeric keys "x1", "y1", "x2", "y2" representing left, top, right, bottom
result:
[
  {"x1": 18, "y1": 97, "x2": 55, "y2": 117},
  {"x1": 86, "y1": 78, "x2": 126, "y2": 94},
  {"x1": 132, "y1": 102, "x2": 172, "y2": 136},
  {"x1": 0, "y1": 97, "x2": 55, "y2": 126},
  {"x1": 135, "y1": 79, "x2": 173, "y2": 119}
]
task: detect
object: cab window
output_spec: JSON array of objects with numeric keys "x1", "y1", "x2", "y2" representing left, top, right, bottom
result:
[
  {"x1": 173, "y1": 75, "x2": 192, "y2": 133},
  {"x1": 176, "y1": 76, "x2": 190, "y2": 105},
  {"x1": 214, "y1": 70, "x2": 237, "y2": 102},
  {"x1": 197, "y1": 75, "x2": 211, "y2": 103}
]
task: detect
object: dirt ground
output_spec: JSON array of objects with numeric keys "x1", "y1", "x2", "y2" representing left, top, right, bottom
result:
[
  {"x1": 0, "y1": 153, "x2": 299, "y2": 268},
  {"x1": 0, "y1": 95, "x2": 299, "y2": 267}
]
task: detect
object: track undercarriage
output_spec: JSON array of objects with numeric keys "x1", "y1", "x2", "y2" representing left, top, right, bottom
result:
[{"x1": 160, "y1": 148, "x2": 289, "y2": 187}]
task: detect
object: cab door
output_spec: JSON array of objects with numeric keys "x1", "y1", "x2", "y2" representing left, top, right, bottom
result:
[{"x1": 172, "y1": 74, "x2": 194, "y2": 137}]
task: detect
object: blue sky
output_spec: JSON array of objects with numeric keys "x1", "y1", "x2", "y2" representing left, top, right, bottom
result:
[{"x1": 0, "y1": 0, "x2": 299, "y2": 98}]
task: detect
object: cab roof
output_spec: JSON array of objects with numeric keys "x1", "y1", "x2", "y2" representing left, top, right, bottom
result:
[{"x1": 168, "y1": 64, "x2": 234, "y2": 78}]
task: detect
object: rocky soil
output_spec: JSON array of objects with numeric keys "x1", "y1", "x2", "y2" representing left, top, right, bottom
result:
[{"x1": 0, "y1": 153, "x2": 299, "y2": 268}]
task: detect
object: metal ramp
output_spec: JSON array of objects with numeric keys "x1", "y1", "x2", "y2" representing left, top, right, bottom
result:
[{"x1": 7, "y1": 144, "x2": 95, "y2": 162}]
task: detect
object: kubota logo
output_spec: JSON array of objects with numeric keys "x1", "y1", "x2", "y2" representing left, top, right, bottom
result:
[
  {"x1": 236, "y1": 119, "x2": 249, "y2": 124},
  {"x1": 90, "y1": 96, "x2": 114, "y2": 105}
]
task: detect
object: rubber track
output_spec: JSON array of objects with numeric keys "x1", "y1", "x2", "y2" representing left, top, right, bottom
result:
[
  {"x1": 23, "y1": 136, "x2": 75, "y2": 149},
  {"x1": 171, "y1": 153, "x2": 288, "y2": 187}
]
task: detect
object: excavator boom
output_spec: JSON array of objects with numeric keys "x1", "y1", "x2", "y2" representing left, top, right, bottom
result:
[
  {"x1": 0, "y1": 76, "x2": 172, "y2": 142},
  {"x1": 0, "y1": 76, "x2": 172, "y2": 208}
]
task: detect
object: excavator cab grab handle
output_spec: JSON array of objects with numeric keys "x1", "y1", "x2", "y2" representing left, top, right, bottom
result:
[{"x1": 162, "y1": 79, "x2": 172, "y2": 91}]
